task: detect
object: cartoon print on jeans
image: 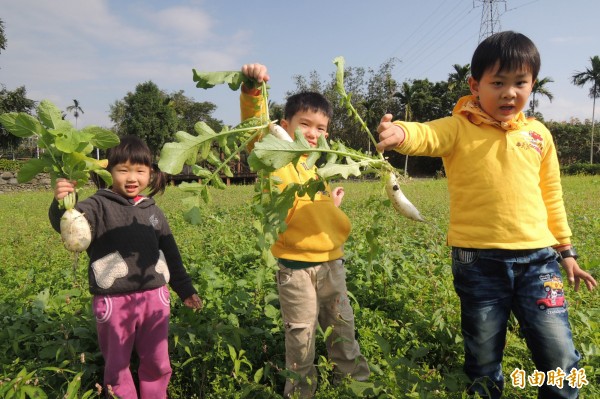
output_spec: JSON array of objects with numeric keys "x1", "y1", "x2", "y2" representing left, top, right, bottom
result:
[{"x1": 537, "y1": 274, "x2": 566, "y2": 311}]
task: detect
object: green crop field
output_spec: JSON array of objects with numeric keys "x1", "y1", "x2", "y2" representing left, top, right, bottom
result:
[{"x1": 0, "y1": 176, "x2": 598, "y2": 398}]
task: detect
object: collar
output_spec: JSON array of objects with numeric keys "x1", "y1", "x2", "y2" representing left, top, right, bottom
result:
[{"x1": 452, "y1": 95, "x2": 529, "y2": 131}]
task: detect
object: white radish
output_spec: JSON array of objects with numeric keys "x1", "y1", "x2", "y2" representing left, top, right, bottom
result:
[
  {"x1": 268, "y1": 122, "x2": 293, "y2": 142},
  {"x1": 385, "y1": 172, "x2": 425, "y2": 222},
  {"x1": 58, "y1": 191, "x2": 92, "y2": 279},
  {"x1": 60, "y1": 208, "x2": 92, "y2": 253}
]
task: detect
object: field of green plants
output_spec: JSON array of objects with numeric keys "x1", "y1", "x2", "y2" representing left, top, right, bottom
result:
[{"x1": 0, "y1": 176, "x2": 598, "y2": 398}]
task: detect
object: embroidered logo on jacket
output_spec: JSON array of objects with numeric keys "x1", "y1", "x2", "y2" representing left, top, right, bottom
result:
[
  {"x1": 149, "y1": 214, "x2": 159, "y2": 228},
  {"x1": 516, "y1": 131, "x2": 544, "y2": 155}
]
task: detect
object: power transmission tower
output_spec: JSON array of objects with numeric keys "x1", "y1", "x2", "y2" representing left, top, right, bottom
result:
[{"x1": 474, "y1": 0, "x2": 507, "y2": 42}]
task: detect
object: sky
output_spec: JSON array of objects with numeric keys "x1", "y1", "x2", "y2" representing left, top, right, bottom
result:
[{"x1": 1, "y1": 0, "x2": 599, "y2": 130}]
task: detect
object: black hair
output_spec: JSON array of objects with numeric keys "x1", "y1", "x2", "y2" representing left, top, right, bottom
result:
[
  {"x1": 93, "y1": 135, "x2": 167, "y2": 197},
  {"x1": 284, "y1": 92, "x2": 333, "y2": 121},
  {"x1": 471, "y1": 31, "x2": 540, "y2": 82}
]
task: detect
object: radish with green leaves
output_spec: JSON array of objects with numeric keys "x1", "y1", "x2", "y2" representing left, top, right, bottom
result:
[
  {"x1": 268, "y1": 122, "x2": 293, "y2": 142},
  {"x1": 59, "y1": 188, "x2": 92, "y2": 253},
  {"x1": 385, "y1": 172, "x2": 424, "y2": 222},
  {"x1": 0, "y1": 100, "x2": 119, "y2": 268}
]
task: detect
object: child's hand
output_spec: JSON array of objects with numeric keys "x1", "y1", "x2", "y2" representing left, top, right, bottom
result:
[
  {"x1": 241, "y1": 63, "x2": 270, "y2": 84},
  {"x1": 184, "y1": 294, "x2": 203, "y2": 310},
  {"x1": 376, "y1": 114, "x2": 406, "y2": 152},
  {"x1": 332, "y1": 187, "x2": 345, "y2": 208},
  {"x1": 561, "y1": 257, "x2": 597, "y2": 292},
  {"x1": 54, "y1": 178, "x2": 76, "y2": 201}
]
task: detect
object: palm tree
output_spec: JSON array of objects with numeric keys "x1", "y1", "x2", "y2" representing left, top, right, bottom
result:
[
  {"x1": 447, "y1": 64, "x2": 471, "y2": 95},
  {"x1": 66, "y1": 99, "x2": 84, "y2": 128},
  {"x1": 528, "y1": 77, "x2": 554, "y2": 117},
  {"x1": 572, "y1": 56, "x2": 600, "y2": 164},
  {"x1": 394, "y1": 82, "x2": 415, "y2": 176}
]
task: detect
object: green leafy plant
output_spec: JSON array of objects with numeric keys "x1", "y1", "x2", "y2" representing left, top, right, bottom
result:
[
  {"x1": 159, "y1": 59, "x2": 425, "y2": 269},
  {"x1": 246, "y1": 56, "x2": 425, "y2": 222},
  {"x1": 0, "y1": 100, "x2": 119, "y2": 208},
  {"x1": 0, "y1": 100, "x2": 120, "y2": 270},
  {"x1": 0, "y1": 177, "x2": 598, "y2": 398}
]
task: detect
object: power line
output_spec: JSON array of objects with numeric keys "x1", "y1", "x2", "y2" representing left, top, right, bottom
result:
[{"x1": 389, "y1": 1, "x2": 477, "y2": 80}]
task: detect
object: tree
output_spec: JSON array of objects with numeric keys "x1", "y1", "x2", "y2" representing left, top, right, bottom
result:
[
  {"x1": 0, "y1": 18, "x2": 6, "y2": 54},
  {"x1": 546, "y1": 120, "x2": 593, "y2": 165},
  {"x1": 66, "y1": 99, "x2": 84, "y2": 128},
  {"x1": 528, "y1": 77, "x2": 554, "y2": 118},
  {"x1": 0, "y1": 85, "x2": 36, "y2": 149},
  {"x1": 572, "y1": 55, "x2": 600, "y2": 164},
  {"x1": 447, "y1": 64, "x2": 471, "y2": 103},
  {"x1": 166, "y1": 90, "x2": 223, "y2": 133},
  {"x1": 111, "y1": 81, "x2": 178, "y2": 156}
]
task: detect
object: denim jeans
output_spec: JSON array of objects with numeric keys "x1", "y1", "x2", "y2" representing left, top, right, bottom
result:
[{"x1": 451, "y1": 247, "x2": 580, "y2": 399}]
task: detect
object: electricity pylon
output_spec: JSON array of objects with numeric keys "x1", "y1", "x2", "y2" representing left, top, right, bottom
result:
[{"x1": 475, "y1": 0, "x2": 507, "y2": 42}]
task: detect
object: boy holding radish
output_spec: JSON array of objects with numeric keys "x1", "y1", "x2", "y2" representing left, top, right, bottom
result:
[
  {"x1": 240, "y1": 63, "x2": 370, "y2": 398},
  {"x1": 49, "y1": 136, "x2": 202, "y2": 399},
  {"x1": 376, "y1": 31, "x2": 597, "y2": 399}
]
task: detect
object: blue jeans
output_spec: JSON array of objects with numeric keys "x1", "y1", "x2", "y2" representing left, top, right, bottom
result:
[{"x1": 451, "y1": 247, "x2": 580, "y2": 399}]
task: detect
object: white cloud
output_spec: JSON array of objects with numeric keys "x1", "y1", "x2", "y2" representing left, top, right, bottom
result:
[
  {"x1": 1, "y1": 0, "x2": 254, "y2": 127},
  {"x1": 152, "y1": 7, "x2": 214, "y2": 41}
]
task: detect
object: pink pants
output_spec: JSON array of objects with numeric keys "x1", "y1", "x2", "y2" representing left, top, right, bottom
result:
[{"x1": 93, "y1": 286, "x2": 172, "y2": 399}]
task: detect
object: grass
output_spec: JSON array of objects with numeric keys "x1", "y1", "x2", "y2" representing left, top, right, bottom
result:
[{"x1": 0, "y1": 175, "x2": 598, "y2": 398}]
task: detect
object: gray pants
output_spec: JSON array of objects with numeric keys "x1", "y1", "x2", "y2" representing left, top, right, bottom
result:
[{"x1": 276, "y1": 259, "x2": 370, "y2": 398}]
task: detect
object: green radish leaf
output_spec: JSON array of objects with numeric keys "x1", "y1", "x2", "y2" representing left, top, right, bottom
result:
[
  {"x1": 333, "y1": 56, "x2": 347, "y2": 97},
  {"x1": 178, "y1": 181, "x2": 205, "y2": 193},
  {"x1": 191, "y1": 165, "x2": 213, "y2": 179},
  {"x1": 184, "y1": 206, "x2": 203, "y2": 225},
  {"x1": 251, "y1": 134, "x2": 312, "y2": 170},
  {"x1": 247, "y1": 152, "x2": 276, "y2": 173},
  {"x1": 70, "y1": 152, "x2": 109, "y2": 171},
  {"x1": 210, "y1": 174, "x2": 227, "y2": 190},
  {"x1": 62, "y1": 152, "x2": 87, "y2": 174},
  {"x1": 84, "y1": 126, "x2": 120, "y2": 149},
  {"x1": 1, "y1": 100, "x2": 119, "y2": 197},
  {"x1": 37, "y1": 99, "x2": 65, "y2": 129},
  {"x1": 158, "y1": 131, "x2": 204, "y2": 174},
  {"x1": 223, "y1": 164, "x2": 233, "y2": 178},
  {"x1": 76, "y1": 141, "x2": 94, "y2": 154},
  {"x1": 305, "y1": 135, "x2": 330, "y2": 168},
  {"x1": 54, "y1": 127, "x2": 86, "y2": 153},
  {"x1": 318, "y1": 161, "x2": 364, "y2": 180},
  {"x1": 194, "y1": 121, "x2": 217, "y2": 136},
  {"x1": 94, "y1": 169, "x2": 113, "y2": 186},
  {"x1": 0, "y1": 112, "x2": 45, "y2": 137},
  {"x1": 17, "y1": 158, "x2": 52, "y2": 183},
  {"x1": 192, "y1": 70, "x2": 256, "y2": 91}
]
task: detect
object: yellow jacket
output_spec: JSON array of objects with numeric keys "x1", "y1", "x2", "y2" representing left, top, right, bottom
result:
[
  {"x1": 241, "y1": 91, "x2": 351, "y2": 262},
  {"x1": 395, "y1": 95, "x2": 571, "y2": 249}
]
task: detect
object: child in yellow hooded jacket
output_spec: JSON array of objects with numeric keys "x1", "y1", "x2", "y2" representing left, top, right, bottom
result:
[
  {"x1": 376, "y1": 31, "x2": 596, "y2": 399},
  {"x1": 240, "y1": 63, "x2": 369, "y2": 398}
]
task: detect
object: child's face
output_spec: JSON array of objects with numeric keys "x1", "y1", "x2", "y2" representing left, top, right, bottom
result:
[
  {"x1": 281, "y1": 109, "x2": 329, "y2": 147},
  {"x1": 468, "y1": 61, "x2": 534, "y2": 123},
  {"x1": 110, "y1": 161, "x2": 151, "y2": 198}
]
